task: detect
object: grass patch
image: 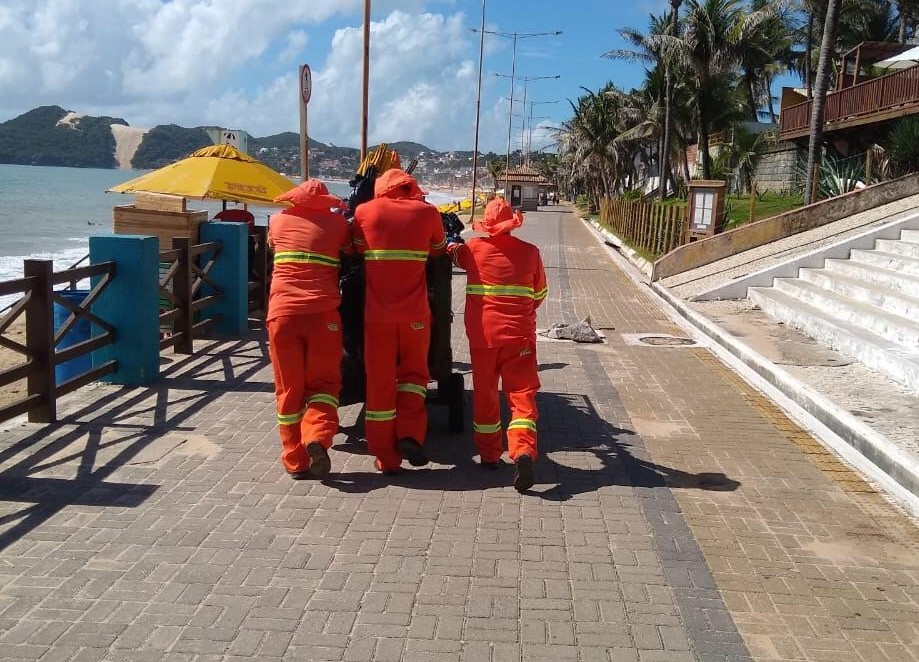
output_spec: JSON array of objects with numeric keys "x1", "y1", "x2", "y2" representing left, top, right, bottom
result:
[{"x1": 723, "y1": 192, "x2": 804, "y2": 229}]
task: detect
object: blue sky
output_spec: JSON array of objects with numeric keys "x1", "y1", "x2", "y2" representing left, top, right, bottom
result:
[{"x1": 0, "y1": 0, "x2": 796, "y2": 153}]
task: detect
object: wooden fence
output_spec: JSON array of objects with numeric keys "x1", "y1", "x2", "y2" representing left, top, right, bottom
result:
[
  {"x1": 0, "y1": 259, "x2": 117, "y2": 424},
  {"x1": 0, "y1": 229, "x2": 272, "y2": 425},
  {"x1": 599, "y1": 198, "x2": 688, "y2": 257},
  {"x1": 157, "y1": 237, "x2": 225, "y2": 355}
]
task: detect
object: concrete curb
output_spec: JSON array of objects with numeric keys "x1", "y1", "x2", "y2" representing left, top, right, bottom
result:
[
  {"x1": 577, "y1": 213, "x2": 919, "y2": 515},
  {"x1": 586, "y1": 219, "x2": 653, "y2": 277}
]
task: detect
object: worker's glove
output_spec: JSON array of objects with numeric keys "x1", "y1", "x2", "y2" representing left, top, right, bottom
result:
[{"x1": 446, "y1": 233, "x2": 465, "y2": 246}]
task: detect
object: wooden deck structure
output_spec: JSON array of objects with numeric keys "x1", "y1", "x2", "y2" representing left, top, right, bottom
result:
[{"x1": 779, "y1": 42, "x2": 919, "y2": 142}]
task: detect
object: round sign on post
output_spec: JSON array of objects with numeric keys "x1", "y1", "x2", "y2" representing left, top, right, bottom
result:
[{"x1": 300, "y1": 64, "x2": 312, "y2": 105}]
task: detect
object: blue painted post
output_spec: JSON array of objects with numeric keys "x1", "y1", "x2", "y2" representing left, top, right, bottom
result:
[
  {"x1": 199, "y1": 221, "x2": 248, "y2": 336},
  {"x1": 89, "y1": 235, "x2": 160, "y2": 385}
]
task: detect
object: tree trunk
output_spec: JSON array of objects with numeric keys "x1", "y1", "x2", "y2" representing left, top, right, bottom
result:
[
  {"x1": 804, "y1": 0, "x2": 841, "y2": 204},
  {"x1": 746, "y1": 72, "x2": 759, "y2": 122},
  {"x1": 766, "y1": 74, "x2": 778, "y2": 123},
  {"x1": 660, "y1": 0, "x2": 681, "y2": 200},
  {"x1": 899, "y1": 1, "x2": 907, "y2": 43},
  {"x1": 696, "y1": 84, "x2": 712, "y2": 180},
  {"x1": 805, "y1": 9, "x2": 814, "y2": 98}
]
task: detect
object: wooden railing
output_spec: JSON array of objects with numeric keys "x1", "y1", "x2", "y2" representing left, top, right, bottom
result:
[
  {"x1": 781, "y1": 65, "x2": 919, "y2": 136},
  {"x1": 599, "y1": 198, "x2": 688, "y2": 257},
  {"x1": 0, "y1": 259, "x2": 117, "y2": 424},
  {"x1": 158, "y1": 238, "x2": 224, "y2": 355}
]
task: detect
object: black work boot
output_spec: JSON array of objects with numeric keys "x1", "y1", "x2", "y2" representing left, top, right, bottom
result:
[
  {"x1": 306, "y1": 442, "x2": 331, "y2": 478},
  {"x1": 513, "y1": 454, "x2": 535, "y2": 492},
  {"x1": 397, "y1": 438, "x2": 429, "y2": 467}
]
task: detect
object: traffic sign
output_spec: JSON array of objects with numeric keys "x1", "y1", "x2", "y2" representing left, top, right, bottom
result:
[{"x1": 300, "y1": 64, "x2": 312, "y2": 104}]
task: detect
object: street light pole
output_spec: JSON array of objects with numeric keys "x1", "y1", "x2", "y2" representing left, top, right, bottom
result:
[
  {"x1": 494, "y1": 73, "x2": 559, "y2": 167},
  {"x1": 526, "y1": 100, "x2": 560, "y2": 163},
  {"x1": 471, "y1": 28, "x2": 561, "y2": 188},
  {"x1": 469, "y1": 0, "x2": 487, "y2": 224},
  {"x1": 361, "y1": 0, "x2": 371, "y2": 161}
]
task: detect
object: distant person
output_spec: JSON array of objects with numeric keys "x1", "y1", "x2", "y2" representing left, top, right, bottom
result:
[
  {"x1": 214, "y1": 206, "x2": 256, "y2": 231},
  {"x1": 266, "y1": 180, "x2": 352, "y2": 480},
  {"x1": 445, "y1": 197, "x2": 547, "y2": 492},
  {"x1": 352, "y1": 169, "x2": 446, "y2": 474}
]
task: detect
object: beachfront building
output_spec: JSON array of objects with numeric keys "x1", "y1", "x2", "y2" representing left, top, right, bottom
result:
[{"x1": 502, "y1": 165, "x2": 552, "y2": 211}]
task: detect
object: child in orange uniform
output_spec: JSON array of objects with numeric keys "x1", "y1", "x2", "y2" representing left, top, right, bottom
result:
[{"x1": 446, "y1": 198, "x2": 547, "y2": 492}]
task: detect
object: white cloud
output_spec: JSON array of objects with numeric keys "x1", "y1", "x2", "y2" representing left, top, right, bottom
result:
[{"x1": 0, "y1": 1, "x2": 515, "y2": 151}]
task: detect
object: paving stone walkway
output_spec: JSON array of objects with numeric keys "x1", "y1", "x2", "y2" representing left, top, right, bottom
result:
[{"x1": 1, "y1": 207, "x2": 918, "y2": 662}]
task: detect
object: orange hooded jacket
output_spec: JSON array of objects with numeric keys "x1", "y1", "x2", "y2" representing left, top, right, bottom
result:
[
  {"x1": 352, "y1": 169, "x2": 446, "y2": 323},
  {"x1": 267, "y1": 180, "x2": 351, "y2": 321},
  {"x1": 448, "y1": 198, "x2": 547, "y2": 348}
]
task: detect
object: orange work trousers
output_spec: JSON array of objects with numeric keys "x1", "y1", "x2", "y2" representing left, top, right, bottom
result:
[
  {"x1": 471, "y1": 342, "x2": 539, "y2": 463},
  {"x1": 267, "y1": 310, "x2": 342, "y2": 473},
  {"x1": 364, "y1": 320, "x2": 431, "y2": 471}
]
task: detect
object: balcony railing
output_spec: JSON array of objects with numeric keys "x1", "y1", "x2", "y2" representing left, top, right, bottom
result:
[{"x1": 780, "y1": 65, "x2": 919, "y2": 137}]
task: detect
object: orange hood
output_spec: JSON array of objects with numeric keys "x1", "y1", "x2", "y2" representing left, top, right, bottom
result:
[
  {"x1": 473, "y1": 197, "x2": 524, "y2": 236},
  {"x1": 273, "y1": 179, "x2": 345, "y2": 211},
  {"x1": 374, "y1": 169, "x2": 426, "y2": 200}
]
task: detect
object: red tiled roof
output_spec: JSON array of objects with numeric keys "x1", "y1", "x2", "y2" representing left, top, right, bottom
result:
[{"x1": 503, "y1": 165, "x2": 551, "y2": 185}]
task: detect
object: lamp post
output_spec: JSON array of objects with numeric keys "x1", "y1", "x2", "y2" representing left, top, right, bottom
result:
[
  {"x1": 494, "y1": 73, "x2": 559, "y2": 169},
  {"x1": 525, "y1": 99, "x2": 560, "y2": 164},
  {"x1": 361, "y1": 0, "x2": 371, "y2": 161},
  {"x1": 471, "y1": 28, "x2": 561, "y2": 180},
  {"x1": 469, "y1": 0, "x2": 487, "y2": 223}
]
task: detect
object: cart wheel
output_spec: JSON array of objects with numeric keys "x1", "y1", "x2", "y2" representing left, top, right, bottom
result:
[{"x1": 447, "y1": 372, "x2": 465, "y2": 433}]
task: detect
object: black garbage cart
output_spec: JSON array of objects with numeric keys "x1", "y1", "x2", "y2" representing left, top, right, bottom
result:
[{"x1": 338, "y1": 178, "x2": 465, "y2": 433}]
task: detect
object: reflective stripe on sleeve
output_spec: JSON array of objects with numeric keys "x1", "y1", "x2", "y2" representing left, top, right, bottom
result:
[
  {"x1": 533, "y1": 287, "x2": 548, "y2": 301},
  {"x1": 364, "y1": 249, "x2": 429, "y2": 262},
  {"x1": 273, "y1": 251, "x2": 340, "y2": 267},
  {"x1": 431, "y1": 237, "x2": 446, "y2": 250},
  {"x1": 508, "y1": 418, "x2": 537, "y2": 432}
]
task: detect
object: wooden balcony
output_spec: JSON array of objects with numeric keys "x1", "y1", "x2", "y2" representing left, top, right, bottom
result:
[{"x1": 780, "y1": 65, "x2": 919, "y2": 140}]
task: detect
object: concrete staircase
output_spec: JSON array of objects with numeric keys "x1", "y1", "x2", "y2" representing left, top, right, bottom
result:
[{"x1": 749, "y1": 229, "x2": 919, "y2": 391}]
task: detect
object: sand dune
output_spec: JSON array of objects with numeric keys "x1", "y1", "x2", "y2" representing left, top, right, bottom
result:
[{"x1": 111, "y1": 124, "x2": 147, "y2": 169}]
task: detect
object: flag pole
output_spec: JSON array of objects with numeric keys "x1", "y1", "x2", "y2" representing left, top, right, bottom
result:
[{"x1": 469, "y1": 0, "x2": 487, "y2": 224}]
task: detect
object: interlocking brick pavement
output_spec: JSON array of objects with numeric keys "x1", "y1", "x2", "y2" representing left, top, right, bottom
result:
[{"x1": 0, "y1": 206, "x2": 916, "y2": 661}]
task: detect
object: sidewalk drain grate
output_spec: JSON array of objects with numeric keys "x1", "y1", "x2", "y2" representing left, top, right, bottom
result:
[{"x1": 622, "y1": 333, "x2": 698, "y2": 347}]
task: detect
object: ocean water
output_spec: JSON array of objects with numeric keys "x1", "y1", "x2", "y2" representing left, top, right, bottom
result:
[{"x1": 0, "y1": 163, "x2": 452, "y2": 309}]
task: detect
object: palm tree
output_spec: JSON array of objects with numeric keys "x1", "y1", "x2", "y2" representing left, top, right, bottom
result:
[
  {"x1": 804, "y1": 0, "x2": 842, "y2": 204},
  {"x1": 487, "y1": 159, "x2": 504, "y2": 192}
]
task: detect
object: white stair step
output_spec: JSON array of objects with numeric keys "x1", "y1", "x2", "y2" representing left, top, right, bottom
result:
[
  {"x1": 823, "y1": 259, "x2": 919, "y2": 298},
  {"x1": 772, "y1": 278, "x2": 919, "y2": 349},
  {"x1": 799, "y1": 268, "x2": 919, "y2": 321},
  {"x1": 849, "y1": 249, "x2": 919, "y2": 277},
  {"x1": 901, "y1": 229, "x2": 919, "y2": 243},
  {"x1": 749, "y1": 287, "x2": 919, "y2": 390},
  {"x1": 875, "y1": 238, "x2": 919, "y2": 259}
]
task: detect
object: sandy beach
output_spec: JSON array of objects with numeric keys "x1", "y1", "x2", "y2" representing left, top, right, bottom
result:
[{"x1": 0, "y1": 317, "x2": 27, "y2": 413}]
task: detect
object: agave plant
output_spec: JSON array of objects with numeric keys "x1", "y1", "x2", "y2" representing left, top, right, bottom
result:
[{"x1": 886, "y1": 116, "x2": 919, "y2": 175}]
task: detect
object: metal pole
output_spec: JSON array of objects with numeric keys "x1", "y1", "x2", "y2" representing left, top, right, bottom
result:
[
  {"x1": 504, "y1": 33, "x2": 518, "y2": 179},
  {"x1": 361, "y1": 0, "x2": 371, "y2": 161},
  {"x1": 469, "y1": 0, "x2": 487, "y2": 224},
  {"x1": 519, "y1": 79, "x2": 528, "y2": 166},
  {"x1": 299, "y1": 66, "x2": 309, "y2": 182}
]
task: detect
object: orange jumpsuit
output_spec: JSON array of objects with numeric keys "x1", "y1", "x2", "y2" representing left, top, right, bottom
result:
[
  {"x1": 267, "y1": 181, "x2": 351, "y2": 474},
  {"x1": 352, "y1": 169, "x2": 446, "y2": 471},
  {"x1": 448, "y1": 203, "x2": 547, "y2": 463}
]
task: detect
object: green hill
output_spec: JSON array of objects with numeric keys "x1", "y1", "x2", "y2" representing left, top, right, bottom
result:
[
  {"x1": 0, "y1": 105, "x2": 126, "y2": 168},
  {"x1": 130, "y1": 124, "x2": 213, "y2": 169}
]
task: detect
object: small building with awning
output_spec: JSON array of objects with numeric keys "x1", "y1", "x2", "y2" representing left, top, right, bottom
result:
[{"x1": 502, "y1": 165, "x2": 552, "y2": 211}]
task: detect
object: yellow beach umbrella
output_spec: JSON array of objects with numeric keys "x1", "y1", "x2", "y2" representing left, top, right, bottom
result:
[{"x1": 108, "y1": 143, "x2": 296, "y2": 206}]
